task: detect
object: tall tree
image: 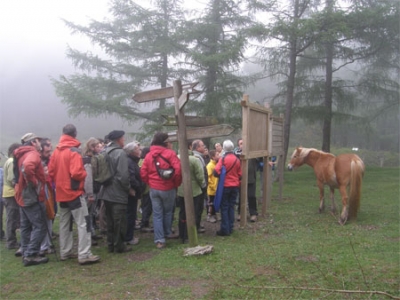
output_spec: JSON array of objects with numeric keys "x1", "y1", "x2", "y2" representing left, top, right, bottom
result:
[
  {"x1": 52, "y1": 0, "x2": 188, "y2": 135},
  {"x1": 183, "y1": 0, "x2": 253, "y2": 129},
  {"x1": 249, "y1": 0, "x2": 320, "y2": 162}
]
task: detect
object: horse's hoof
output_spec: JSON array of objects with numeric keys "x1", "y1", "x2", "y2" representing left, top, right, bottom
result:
[
  {"x1": 339, "y1": 217, "x2": 347, "y2": 225},
  {"x1": 319, "y1": 207, "x2": 324, "y2": 214}
]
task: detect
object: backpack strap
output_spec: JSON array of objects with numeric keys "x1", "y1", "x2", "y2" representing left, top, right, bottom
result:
[{"x1": 223, "y1": 154, "x2": 239, "y2": 174}]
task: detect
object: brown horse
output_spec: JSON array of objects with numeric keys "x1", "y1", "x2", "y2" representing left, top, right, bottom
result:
[{"x1": 287, "y1": 147, "x2": 365, "y2": 225}]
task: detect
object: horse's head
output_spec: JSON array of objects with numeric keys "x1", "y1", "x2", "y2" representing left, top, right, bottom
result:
[{"x1": 287, "y1": 147, "x2": 305, "y2": 171}]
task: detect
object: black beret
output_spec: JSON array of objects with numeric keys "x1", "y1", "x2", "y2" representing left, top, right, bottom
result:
[{"x1": 107, "y1": 130, "x2": 125, "y2": 140}]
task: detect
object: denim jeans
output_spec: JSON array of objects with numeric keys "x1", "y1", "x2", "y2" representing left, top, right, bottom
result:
[
  {"x1": 220, "y1": 187, "x2": 238, "y2": 235},
  {"x1": 20, "y1": 202, "x2": 47, "y2": 257},
  {"x1": 150, "y1": 188, "x2": 176, "y2": 244}
]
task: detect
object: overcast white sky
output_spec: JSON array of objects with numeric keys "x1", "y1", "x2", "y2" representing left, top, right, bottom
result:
[
  {"x1": 0, "y1": 0, "x2": 132, "y2": 148},
  {"x1": 0, "y1": 0, "x2": 110, "y2": 76},
  {"x1": 0, "y1": 0, "x2": 208, "y2": 149}
]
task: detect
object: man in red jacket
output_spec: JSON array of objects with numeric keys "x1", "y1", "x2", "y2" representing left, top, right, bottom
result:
[
  {"x1": 14, "y1": 133, "x2": 48, "y2": 266},
  {"x1": 48, "y1": 124, "x2": 100, "y2": 265}
]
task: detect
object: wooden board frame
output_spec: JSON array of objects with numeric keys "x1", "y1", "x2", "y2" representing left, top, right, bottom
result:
[{"x1": 239, "y1": 95, "x2": 271, "y2": 226}]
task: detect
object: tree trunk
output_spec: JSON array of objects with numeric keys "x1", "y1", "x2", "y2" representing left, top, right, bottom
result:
[
  {"x1": 322, "y1": 0, "x2": 334, "y2": 153},
  {"x1": 283, "y1": 0, "x2": 300, "y2": 164}
]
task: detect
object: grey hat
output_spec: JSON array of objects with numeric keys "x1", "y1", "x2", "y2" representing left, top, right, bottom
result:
[{"x1": 21, "y1": 133, "x2": 41, "y2": 144}]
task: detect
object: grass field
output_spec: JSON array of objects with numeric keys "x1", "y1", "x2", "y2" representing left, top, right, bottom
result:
[{"x1": 1, "y1": 167, "x2": 399, "y2": 299}]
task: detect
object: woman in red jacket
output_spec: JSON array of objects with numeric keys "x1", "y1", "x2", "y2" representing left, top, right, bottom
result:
[{"x1": 140, "y1": 132, "x2": 182, "y2": 249}]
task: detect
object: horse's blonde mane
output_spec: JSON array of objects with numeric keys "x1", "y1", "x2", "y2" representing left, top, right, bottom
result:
[{"x1": 297, "y1": 147, "x2": 328, "y2": 158}]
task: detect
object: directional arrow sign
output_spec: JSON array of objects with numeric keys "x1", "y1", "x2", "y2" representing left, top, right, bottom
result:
[
  {"x1": 163, "y1": 115, "x2": 219, "y2": 127},
  {"x1": 132, "y1": 87, "x2": 174, "y2": 103},
  {"x1": 167, "y1": 124, "x2": 234, "y2": 142},
  {"x1": 178, "y1": 91, "x2": 189, "y2": 110},
  {"x1": 132, "y1": 82, "x2": 200, "y2": 103}
]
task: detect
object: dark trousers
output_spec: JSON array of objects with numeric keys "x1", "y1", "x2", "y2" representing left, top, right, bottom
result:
[
  {"x1": 140, "y1": 192, "x2": 152, "y2": 227},
  {"x1": 178, "y1": 194, "x2": 203, "y2": 240},
  {"x1": 3, "y1": 196, "x2": 20, "y2": 248},
  {"x1": 126, "y1": 195, "x2": 138, "y2": 242},
  {"x1": 195, "y1": 192, "x2": 205, "y2": 229},
  {"x1": 104, "y1": 201, "x2": 128, "y2": 253},
  {"x1": 0, "y1": 200, "x2": 4, "y2": 239},
  {"x1": 237, "y1": 183, "x2": 258, "y2": 216}
]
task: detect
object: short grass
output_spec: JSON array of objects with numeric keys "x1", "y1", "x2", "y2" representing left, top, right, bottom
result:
[{"x1": 1, "y1": 167, "x2": 399, "y2": 299}]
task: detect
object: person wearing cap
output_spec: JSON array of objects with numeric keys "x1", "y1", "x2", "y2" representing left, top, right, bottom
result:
[
  {"x1": 2, "y1": 143, "x2": 21, "y2": 254},
  {"x1": 13, "y1": 133, "x2": 48, "y2": 266},
  {"x1": 97, "y1": 130, "x2": 131, "y2": 253},
  {"x1": 140, "y1": 132, "x2": 182, "y2": 249},
  {"x1": 213, "y1": 139, "x2": 242, "y2": 236},
  {"x1": 48, "y1": 124, "x2": 100, "y2": 265}
]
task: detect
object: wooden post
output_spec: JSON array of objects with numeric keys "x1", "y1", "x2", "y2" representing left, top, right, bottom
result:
[
  {"x1": 240, "y1": 94, "x2": 249, "y2": 227},
  {"x1": 173, "y1": 80, "x2": 198, "y2": 247}
]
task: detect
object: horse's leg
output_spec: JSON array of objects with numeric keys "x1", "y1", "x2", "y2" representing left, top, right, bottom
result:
[
  {"x1": 338, "y1": 185, "x2": 349, "y2": 225},
  {"x1": 330, "y1": 187, "x2": 336, "y2": 214},
  {"x1": 318, "y1": 181, "x2": 325, "y2": 213}
]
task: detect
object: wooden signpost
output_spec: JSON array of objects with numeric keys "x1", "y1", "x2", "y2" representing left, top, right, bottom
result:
[
  {"x1": 167, "y1": 124, "x2": 234, "y2": 142},
  {"x1": 239, "y1": 95, "x2": 271, "y2": 227},
  {"x1": 133, "y1": 81, "x2": 238, "y2": 247}
]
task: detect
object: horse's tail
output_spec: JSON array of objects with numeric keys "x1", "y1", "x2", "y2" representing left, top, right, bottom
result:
[{"x1": 348, "y1": 157, "x2": 365, "y2": 220}]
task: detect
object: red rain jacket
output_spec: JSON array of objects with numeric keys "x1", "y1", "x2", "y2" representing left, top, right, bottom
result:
[{"x1": 48, "y1": 135, "x2": 86, "y2": 202}]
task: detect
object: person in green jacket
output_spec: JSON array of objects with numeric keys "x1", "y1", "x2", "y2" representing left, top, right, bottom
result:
[{"x1": 177, "y1": 150, "x2": 206, "y2": 242}]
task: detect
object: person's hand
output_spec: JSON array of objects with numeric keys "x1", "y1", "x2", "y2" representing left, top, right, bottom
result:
[
  {"x1": 129, "y1": 188, "x2": 136, "y2": 196},
  {"x1": 88, "y1": 195, "x2": 95, "y2": 203}
]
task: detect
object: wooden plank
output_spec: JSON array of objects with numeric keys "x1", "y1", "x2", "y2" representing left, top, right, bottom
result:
[
  {"x1": 133, "y1": 81, "x2": 200, "y2": 103},
  {"x1": 163, "y1": 115, "x2": 219, "y2": 127},
  {"x1": 167, "y1": 124, "x2": 234, "y2": 142},
  {"x1": 178, "y1": 91, "x2": 188, "y2": 110},
  {"x1": 132, "y1": 87, "x2": 174, "y2": 103},
  {"x1": 241, "y1": 150, "x2": 269, "y2": 159}
]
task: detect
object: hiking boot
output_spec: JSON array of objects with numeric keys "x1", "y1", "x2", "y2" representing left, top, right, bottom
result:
[
  {"x1": 250, "y1": 215, "x2": 257, "y2": 222},
  {"x1": 116, "y1": 247, "x2": 133, "y2": 253},
  {"x1": 15, "y1": 247, "x2": 23, "y2": 257},
  {"x1": 216, "y1": 230, "x2": 230, "y2": 237},
  {"x1": 197, "y1": 227, "x2": 206, "y2": 234},
  {"x1": 166, "y1": 233, "x2": 179, "y2": 239},
  {"x1": 91, "y1": 235, "x2": 103, "y2": 240},
  {"x1": 126, "y1": 237, "x2": 140, "y2": 245},
  {"x1": 23, "y1": 256, "x2": 49, "y2": 267},
  {"x1": 39, "y1": 248, "x2": 55, "y2": 257},
  {"x1": 237, "y1": 215, "x2": 241, "y2": 222},
  {"x1": 141, "y1": 227, "x2": 154, "y2": 233},
  {"x1": 60, "y1": 253, "x2": 78, "y2": 261},
  {"x1": 78, "y1": 254, "x2": 100, "y2": 265},
  {"x1": 156, "y1": 242, "x2": 165, "y2": 249},
  {"x1": 208, "y1": 215, "x2": 217, "y2": 223}
]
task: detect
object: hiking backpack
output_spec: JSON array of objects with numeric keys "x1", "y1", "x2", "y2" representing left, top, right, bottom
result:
[{"x1": 91, "y1": 148, "x2": 117, "y2": 192}]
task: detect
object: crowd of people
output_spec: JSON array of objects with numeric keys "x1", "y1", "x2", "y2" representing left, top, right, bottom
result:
[{"x1": 0, "y1": 124, "x2": 262, "y2": 267}]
